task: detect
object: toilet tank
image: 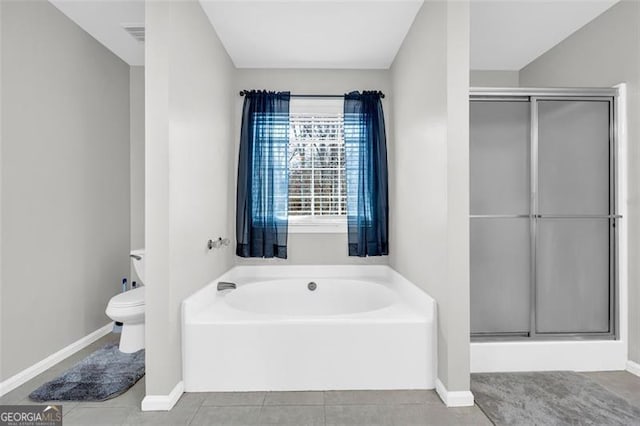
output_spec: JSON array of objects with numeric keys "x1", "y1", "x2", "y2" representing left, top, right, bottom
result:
[{"x1": 131, "y1": 249, "x2": 145, "y2": 284}]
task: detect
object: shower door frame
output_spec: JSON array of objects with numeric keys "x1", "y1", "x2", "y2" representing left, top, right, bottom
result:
[{"x1": 470, "y1": 87, "x2": 620, "y2": 342}]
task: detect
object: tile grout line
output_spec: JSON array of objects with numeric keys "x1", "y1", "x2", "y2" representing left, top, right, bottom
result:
[
  {"x1": 322, "y1": 391, "x2": 327, "y2": 426},
  {"x1": 187, "y1": 400, "x2": 208, "y2": 426},
  {"x1": 184, "y1": 403, "x2": 201, "y2": 426},
  {"x1": 323, "y1": 402, "x2": 439, "y2": 406},
  {"x1": 183, "y1": 393, "x2": 208, "y2": 426},
  {"x1": 62, "y1": 403, "x2": 79, "y2": 418},
  {"x1": 258, "y1": 392, "x2": 266, "y2": 426},
  {"x1": 471, "y1": 399, "x2": 496, "y2": 426}
]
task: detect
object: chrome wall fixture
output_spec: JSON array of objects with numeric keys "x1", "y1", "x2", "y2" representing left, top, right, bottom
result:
[
  {"x1": 208, "y1": 237, "x2": 231, "y2": 250},
  {"x1": 469, "y1": 87, "x2": 620, "y2": 342}
]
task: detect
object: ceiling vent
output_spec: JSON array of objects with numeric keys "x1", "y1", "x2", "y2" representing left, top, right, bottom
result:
[{"x1": 122, "y1": 24, "x2": 145, "y2": 43}]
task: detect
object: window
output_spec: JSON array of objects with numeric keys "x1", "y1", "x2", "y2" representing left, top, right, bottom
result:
[{"x1": 288, "y1": 99, "x2": 347, "y2": 232}]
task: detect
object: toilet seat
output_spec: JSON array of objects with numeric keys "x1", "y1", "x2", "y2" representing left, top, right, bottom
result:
[
  {"x1": 106, "y1": 286, "x2": 145, "y2": 325},
  {"x1": 109, "y1": 286, "x2": 145, "y2": 308},
  {"x1": 107, "y1": 303, "x2": 145, "y2": 316}
]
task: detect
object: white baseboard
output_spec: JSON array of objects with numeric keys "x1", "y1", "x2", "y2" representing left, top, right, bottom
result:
[
  {"x1": 435, "y1": 378, "x2": 474, "y2": 407},
  {"x1": 0, "y1": 322, "x2": 113, "y2": 397},
  {"x1": 626, "y1": 360, "x2": 640, "y2": 377},
  {"x1": 141, "y1": 381, "x2": 184, "y2": 411}
]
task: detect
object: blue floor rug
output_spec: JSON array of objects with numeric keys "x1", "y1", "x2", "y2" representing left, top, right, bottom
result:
[{"x1": 29, "y1": 343, "x2": 144, "y2": 402}]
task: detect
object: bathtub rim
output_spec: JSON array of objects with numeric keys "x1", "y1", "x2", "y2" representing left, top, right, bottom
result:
[{"x1": 182, "y1": 264, "x2": 436, "y2": 324}]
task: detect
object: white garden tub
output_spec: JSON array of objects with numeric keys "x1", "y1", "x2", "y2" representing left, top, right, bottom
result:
[{"x1": 182, "y1": 265, "x2": 436, "y2": 392}]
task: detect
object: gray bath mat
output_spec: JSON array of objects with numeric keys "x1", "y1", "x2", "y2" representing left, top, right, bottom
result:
[
  {"x1": 29, "y1": 343, "x2": 144, "y2": 402},
  {"x1": 472, "y1": 371, "x2": 640, "y2": 426}
]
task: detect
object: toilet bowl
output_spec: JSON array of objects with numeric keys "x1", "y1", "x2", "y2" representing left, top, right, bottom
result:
[{"x1": 106, "y1": 249, "x2": 145, "y2": 353}]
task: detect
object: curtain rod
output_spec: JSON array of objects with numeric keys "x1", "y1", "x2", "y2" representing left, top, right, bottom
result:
[{"x1": 239, "y1": 90, "x2": 385, "y2": 99}]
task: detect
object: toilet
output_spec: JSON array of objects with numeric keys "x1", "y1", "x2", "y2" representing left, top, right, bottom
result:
[{"x1": 106, "y1": 249, "x2": 145, "y2": 353}]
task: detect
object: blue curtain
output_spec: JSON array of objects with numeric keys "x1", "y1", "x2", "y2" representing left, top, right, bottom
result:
[
  {"x1": 236, "y1": 90, "x2": 290, "y2": 258},
  {"x1": 344, "y1": 91, "x2": 389, "y2": 257}
]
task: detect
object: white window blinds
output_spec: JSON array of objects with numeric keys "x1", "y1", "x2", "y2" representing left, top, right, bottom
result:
[{"x1": 288, "y1": 100, "x2": 346, "y2": 217}]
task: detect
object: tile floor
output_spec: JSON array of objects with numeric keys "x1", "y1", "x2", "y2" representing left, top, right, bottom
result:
[{"x1": 1, "y1": 333, "x2": 640, "y2": 425}]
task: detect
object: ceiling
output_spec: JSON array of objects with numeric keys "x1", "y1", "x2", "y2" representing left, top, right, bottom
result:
[
  {"x1": 199, "y1": 0, "x2": 422, "y2": 69},
  {"x1": 48, "y1": 0, "x2": 619, "y2": 71},
  {"x1": 471, "y1": 0, "x2": 619, "y2": 70},
  {"x1": 49, "y1": 0, "x2": 144, "y2": 66}
]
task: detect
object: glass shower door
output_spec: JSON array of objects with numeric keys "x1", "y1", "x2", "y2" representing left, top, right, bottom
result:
[
  {"x1": 470, "y1": 100, "x2": 531, "y2": 336},
  {"x1": 534, "y1": 99, "x2": 614, "y2": 335}
]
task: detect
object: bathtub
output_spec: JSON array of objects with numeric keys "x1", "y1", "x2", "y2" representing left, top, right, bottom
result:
[{"x1": 182, "y1": 265, "x2": 436, "y2": 392}]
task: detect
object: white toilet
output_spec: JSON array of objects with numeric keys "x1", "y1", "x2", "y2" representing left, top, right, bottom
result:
[{"x1": 106, "y1": 249, "x2": 145, "y2": 353}]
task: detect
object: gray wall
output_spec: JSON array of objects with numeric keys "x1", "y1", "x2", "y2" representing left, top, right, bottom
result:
[
  {"x1": 145, "y1": 0, "x2": 235, "y2": 395},
  {"x1": 470, "y1": 70, "x2": 519, "y2": 87},
  {"x1": 390, "y1": 1, "x2": 471, "y2": 392},
  {"x1": 232, "y1": 69, "x2": 391, "y2": 266},
  {"x1": 1, "y1": 0, "x2": 130, "y2": 381},
  {"x1": 130, "y1": 66, "x2": 144, "y2": 282},
  {"x1": 519, "y1": 0, "x2": 640, "y2": 364}
]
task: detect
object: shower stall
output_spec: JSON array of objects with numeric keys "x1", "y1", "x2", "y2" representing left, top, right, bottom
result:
[{"x1": 470, "y1": 88, "x2": 619, "y2": 341}]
